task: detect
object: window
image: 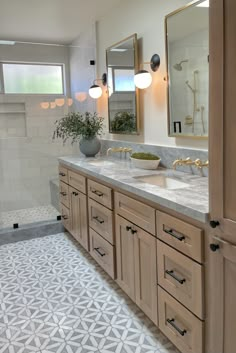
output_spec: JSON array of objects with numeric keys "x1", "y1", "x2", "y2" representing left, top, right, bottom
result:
[
  {"x1": 0, "y1": 63, "x2": 64, "y2": 94},
  {"x1": 107, "y1": 66, "x2": 135, "y2": 93}
]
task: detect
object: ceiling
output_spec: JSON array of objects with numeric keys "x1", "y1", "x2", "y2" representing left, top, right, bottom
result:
[{"x1": 0, "y1": 0, "x2": 122, "y2": 44}]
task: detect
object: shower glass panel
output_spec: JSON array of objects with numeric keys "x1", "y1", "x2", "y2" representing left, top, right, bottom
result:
[{"x1": 0, "y1": 42, "x2": 79, "y2": 230}]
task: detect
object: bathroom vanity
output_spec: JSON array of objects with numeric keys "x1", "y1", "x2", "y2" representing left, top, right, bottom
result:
[{"x1": 58, "y1": 157, "x2": 209, "y2": 353}]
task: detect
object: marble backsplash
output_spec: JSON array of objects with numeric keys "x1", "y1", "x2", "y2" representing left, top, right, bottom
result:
[{"x1": 100, "y1": 139, "x2": 208, "y2": 177}]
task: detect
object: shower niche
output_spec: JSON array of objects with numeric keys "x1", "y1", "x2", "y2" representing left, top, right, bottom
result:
[{"x1": 165, "y1": 0, "x2": 209, "y2": 138}]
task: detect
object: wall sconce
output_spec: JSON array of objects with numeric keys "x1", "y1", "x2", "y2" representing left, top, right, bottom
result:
[
  {"x1": 134, "y1": 54, "x2": 160, "y2": 89},
  {"x1": 89, "y1": 73, "x2": 107, "y2": 99}
]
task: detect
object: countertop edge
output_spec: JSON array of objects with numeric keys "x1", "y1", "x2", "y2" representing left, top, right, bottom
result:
[{"x1": 58, "y1": 158, "x2": 209, "y2": 224}]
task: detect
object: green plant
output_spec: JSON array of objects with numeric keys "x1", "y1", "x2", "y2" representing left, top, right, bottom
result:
[
  {"x1": 131, "y1": 152, "x2": 160, "y2": 160},
  {"x1": 111, "y1": 111, "x2": 136, "y2": 132},
  {"x1": 53, "y1": 112, "x2": 104, "y2": 144}
]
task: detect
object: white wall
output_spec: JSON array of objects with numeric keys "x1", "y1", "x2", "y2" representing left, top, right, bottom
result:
[
  {"x1": 96, "y1": 0, "x2": 208, "y2": 150},
  {"x1": 69, "y1": 24, "x2": 97, "y2": 113}
]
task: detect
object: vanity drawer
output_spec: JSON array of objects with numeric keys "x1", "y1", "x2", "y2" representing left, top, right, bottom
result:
[
  {"x1": 157, "y1": 240, "x2": 204, "y2": 319},
  {"x1": 60, "y1": 203, "x2": 71, "y2": 231},
  {"x1": 59, "y1": 165, "x2": 68, "y2": 184},
  {"x1": 158, "y1": 286, "x2": 203, "y2": 353},
  {"x1": 88, "y1": 179, "x2": 113, "y2": 209},
  {"x1": 68, "y1": 170, "x2": 86, "y2": 194},
  {"x1": 115, "y1": 192, "x2": 155, "y2": 235},
  {"x1": 89, "y1": 228, "x2": 116, "y2": 279},
  {"x1": 156, "y1": 211, "x2": 203, "y2": 263},
  {"x1": 59, "y1": 181, "x2": 69, "y2": 208},
  {"x1": 88, "y1": 198, "x2": 114, "y2": 244}
]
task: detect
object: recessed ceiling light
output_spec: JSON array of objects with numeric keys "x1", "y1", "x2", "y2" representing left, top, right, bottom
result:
[
  {"x1": 197, "y1": 0, "x2": 209, "y2": 7},
  {"x1": 0, "y1": 40, "x2": 15, "y2": 45},
  {"x1": 110, "y1": 48, "x2": 127, "y2": 52}
]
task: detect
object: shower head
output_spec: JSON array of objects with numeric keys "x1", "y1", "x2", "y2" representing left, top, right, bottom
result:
[{"x1": 173, "y1": 60, "x2": 188, "y2": 71}]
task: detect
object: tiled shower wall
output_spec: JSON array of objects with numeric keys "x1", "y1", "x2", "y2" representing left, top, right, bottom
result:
[{"x1": 0, "y1": 94, "x2": 80, "y2": 213}]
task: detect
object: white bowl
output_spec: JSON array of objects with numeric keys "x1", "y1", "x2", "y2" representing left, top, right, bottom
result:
[{"x1": 130, "y1": 157, "x2": 161, "y2": 170}]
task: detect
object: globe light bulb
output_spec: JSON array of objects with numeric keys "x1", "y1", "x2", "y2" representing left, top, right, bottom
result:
[
  {"x1": 134, "y1": 70, "x2": 152, "y2": 89},
  {"x1": 89, "y1": 85, "x2": 102, "y2": 99}
]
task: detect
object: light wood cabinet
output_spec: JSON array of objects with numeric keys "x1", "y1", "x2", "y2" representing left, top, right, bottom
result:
[
  {"x1": 158, "y1": 286, "x2": 203, "y2": 353},
  {"x1": 156, "y1": 211, "x2": 203, "y2": 263},
  {"x1": 157, "y1": 240, "x2": 204, "y2": 319},
  {"x1": 116, "y1": 215, "x2": 135, "y2": 301},
  {"x1": 69, "y1": 186, "x2": 88, "y2": 251},
  {"x1": 208, "y1": 1, "x2": 236, "y2": 352},
  {"x1": 89, "y1": 228, "x2": 115, "y2": 279},
  {"x1": 116, "y1": 215, "x2": 157, "y2": 324},
  {"x1": 207, "y1": 236, "x2": 236, "y2": 353}
]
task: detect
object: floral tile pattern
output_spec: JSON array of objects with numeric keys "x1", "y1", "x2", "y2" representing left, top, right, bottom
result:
[
  {"x1": 0, "y1": 205, "x2": 59, "y2": 229},
  {"x1": 0, "y1": 233, "x2": 179, "y2": 353}
]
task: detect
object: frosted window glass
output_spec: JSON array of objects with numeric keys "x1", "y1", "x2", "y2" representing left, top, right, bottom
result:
[
  {"x1": 3, "y1": 64, "x2": 64, "y2": 94},
  {"x1": 114, "y1": 69, "x2": 135, "y2": 92}
]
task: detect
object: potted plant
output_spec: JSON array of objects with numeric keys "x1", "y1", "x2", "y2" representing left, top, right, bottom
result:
[
  {"x1": 53, "y1": 112, "x2": 104, "y2": 157},
  {"x1": 130, "y1": 152, "x2": 161, "y2": 170}
]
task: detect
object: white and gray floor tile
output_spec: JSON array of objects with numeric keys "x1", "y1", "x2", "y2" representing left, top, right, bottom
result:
[{"x1": 0, "y1": 233, "x2": 179, "y2": 353}]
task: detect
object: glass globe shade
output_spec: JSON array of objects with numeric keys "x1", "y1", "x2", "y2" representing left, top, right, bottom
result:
[
  {"x1": 50, "y1": 102, "x2": 56, "y2": 109},
  {"x1": 40, "y1": 102, "x2": 49, "y2": 109},
  {"x1": 67, "y1": 98, "x2": 73, "y2": 106},
  {"x1": 55, "y1": 98, "x2": 65, "y2": 107},
  {"x1": 134, "y1": 70, "x2": 152, "y2": 89},
  {"x1": 89, "y1": 85, "x2": 102, "y2": 99}
]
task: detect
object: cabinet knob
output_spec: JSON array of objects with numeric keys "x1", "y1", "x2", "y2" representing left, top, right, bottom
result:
[
  {"x1": 210, "y1": 220, "x2": 220, "y2": 228},
  {"x1": 210, "y1": 243, "x2": 220, "y2": 252}
]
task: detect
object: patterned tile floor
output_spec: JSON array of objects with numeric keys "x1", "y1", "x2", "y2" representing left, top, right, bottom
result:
[
  {"x1": 0, "y1": 205, "x2": 60, "y2": 229},
  {"x1": 0, "y1": 233, "x2": 179, "y2": 353}
]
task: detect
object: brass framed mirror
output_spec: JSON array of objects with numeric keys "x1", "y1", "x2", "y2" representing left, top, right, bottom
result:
[
  {"x1": 165, "y1": 0, "x2": 209, "y2": 138},
  {"x1": 106, "y1": 34, "x2": 139, "y2": 134}
]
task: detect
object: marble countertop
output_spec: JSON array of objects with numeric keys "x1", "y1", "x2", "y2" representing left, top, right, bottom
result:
[{"x1": 58, "y1": 156, "x2": 209, "y2": 223}]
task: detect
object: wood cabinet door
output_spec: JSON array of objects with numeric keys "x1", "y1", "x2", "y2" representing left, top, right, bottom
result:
[
  {"x1": 209, "y1": 0, "x2": 236, "y2": 242},
  {"x1": 69, "y1": 186, "x2": 88, "y2": 251},
  {"x1": 209, "y1": 2, "x2": 236, "y2": 352},
  {"x1": 116, "y1": 215, "x2": 135, "y2": 301},
  {"x1": 208, "y1": 235, "x2": 236, "y2": 353},
  {"x1": 134, "y1": 229, "x2": 157, "y2": 325}
]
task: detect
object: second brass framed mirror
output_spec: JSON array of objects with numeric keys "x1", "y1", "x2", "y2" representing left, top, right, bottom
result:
[
  {"x1": 165, "y1": 0, "x2": 209, "y2": 138},
  {"x1": 106, "y1": 34, "x2": 139, "y2": 134}
]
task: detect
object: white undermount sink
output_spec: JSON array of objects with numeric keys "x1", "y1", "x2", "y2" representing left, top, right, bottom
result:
[
  {"x1": 133, "y1": 174, "x2": 189, "y2": 190},
  {"x1": 87, "y1": 160, "x2": 115, "y2": 167}
]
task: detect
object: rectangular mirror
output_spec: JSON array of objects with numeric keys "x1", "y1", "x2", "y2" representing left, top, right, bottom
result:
[
  {"x1": 166, "y1": 0, "x2": 209, "y2": 138},
  {"x1": 106, "y1": 34, "x2": 139, "y2": 134}
]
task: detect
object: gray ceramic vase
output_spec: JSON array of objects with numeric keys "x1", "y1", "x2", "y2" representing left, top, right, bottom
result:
[{"x1": 79, "y1": 136, "x2": 101, "y2": 157}]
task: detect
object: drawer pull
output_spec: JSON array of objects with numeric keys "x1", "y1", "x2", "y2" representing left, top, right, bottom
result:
[
  {"x1": 62, "y1": 215, "x2": 68, "y2": 220},
  {"x1": 94, "y1": 247, "x2": 106, "y2": 257},
  {"x1": 91, "y1": 189, "x2": 103, "y2": 197},
  {"x1": 165, "y1": 270, "x2": 186, "y2": 284},
  {"x1": 93, "y1": 216, "x2": 104, "y2": 224},
  {"x1": 131, "y1": 228, "x2": 137, "y2": 234},
  {"x1": 126, "y1": 226, "x2": 132, "y2": 231},
  {"x1": 72, "y1": 191, "x2": 79, "y2": 196},
  {"x1": 166, "y1": 318, "x2": 187, "y2": 336},
  {"x1": 164, "y1": 228, "x2": 185, "y2": 241},
  {"x1": 59, "y1": 172, "x2": 66, "y2": 177},
  {"x1": 60, "y1": 192, "x2": 67, "y2": 196}
]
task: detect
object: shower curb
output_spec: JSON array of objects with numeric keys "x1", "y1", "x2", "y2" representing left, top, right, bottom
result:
[{"x1": 0, "y1": 220, "x2": 64, "y2": 246}]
